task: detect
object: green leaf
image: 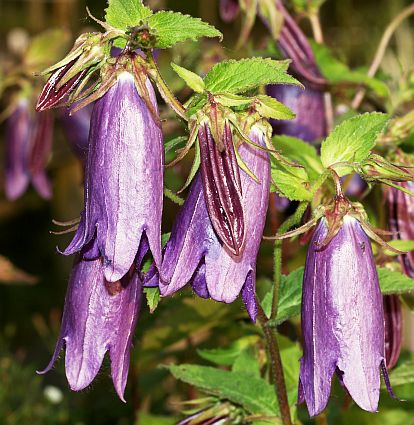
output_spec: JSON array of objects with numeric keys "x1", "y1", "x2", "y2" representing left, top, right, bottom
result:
[
  {"x1": 386, "y1": 361, "x2": 414, "y2": 387},
  {"x1": 270, "y1": 159, "x2": 313, "y2": 201},
  {"x1": 384, "y1": 240, "x2": 414, "y2": 256},
  {"x1": 147, "y1": 11, "x2": 222, "y2": 49},
  {"x1": 105, "y1": 0, "x2": 153, "y2": 30},
  {"x1": 204, "y1": 58, "x2": 300, "y2": 94},
  {"x1": 165, "y1": 364, "x2": 280, "y2": 416},
  {"x1": 197, "y1": 336, "x2": 259, "y2": 366},
  {"x1": 164, "y1": 136, "x2": 187, "y2": 155},
  {"x1": 255, "y1": 95, "x2": 295, "y2": 120},
  {"x1": 272, "y1": 135, "x2": 324, "y2": 182},
  {"x1": 320, "y1": 112, "x2": 389, "y2": 176},
  {"x1": 144, "y1": 287, "x2": 160, "y2": 313},
  {"x1": 312, "y1": 42, "x2": 389, "y2": 98},
  {"x1": 171, "y1": 63, "x2": 205, "y2": 93},
  {"x1": 377, "y1": 268, "x2": 414, "y2": 295},
  {"x1": 213, "y1": 93, "x2": 252, "y2": 108},
  {"x1": 232, "y1": 347, "x2": 261, "y2": 378}
]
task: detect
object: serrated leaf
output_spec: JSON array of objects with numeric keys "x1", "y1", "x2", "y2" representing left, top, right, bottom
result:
[
  {"x1": 270, "y1": 159, "x2": 312, "y2": 201},
  {"x1": 105, "y1": 0, "x2": 153, "y2": 30},
  {"x1": 144, "y1": 287, "x2": 160, "y2": 313},
  {"x1": 171, "y1": 63, "x2": 205, "y2": 93},
  {"x1": 255, "y1": 95, "x2": 295, "y2": 120},
  {"x1": 320, "y1": 113, "x2": 389, "y2": 176},
  {"x1": 385, "y1": 361, "x2": 414, "y2": 387},
  {"x1": 204, "y1": 58, "x2": 300, "y2": 94},
  {"x1": 377, "y1": 268, "x2": 414, "y2": 295},
  {"x1": 312, "y1": 42, "x2": 389, "y2": 98},
  {"x1": 272, "y1": 135, "x2": 324, "y2": 182},
  {"x1": 147, "y1": 11, "x2": 222, "y2": 49},
  {"x1": 166, "y1": 364, "x2": 280, "y2": 416},
  {"x1": 214, "y1": 93, "x2": 252, "y2": 108}
]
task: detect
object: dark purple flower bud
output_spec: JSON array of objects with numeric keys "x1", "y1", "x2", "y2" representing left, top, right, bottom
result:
[
  {"x1": 39, "y1": 254, "x2": 143, "y2": 401},
  {"x1": 219, "y1": 0, "x2": 240, "y2": 22},
  {"x1": 36, "y1": 61, "x2": 88, "y2": 112},
  {"x1": 28, "y1": 111, "x2": 54, "y2": 199},
  {"x1": 299, "y1": 216, "x2": 388, "y2": 416},
  {"x1": 199, "y1": 122, "x2": 244, "y2": 256},
  {"x1": 383, "y1": 295, "x2": 402, "y2": 370},
  {"x1": 63, "y1": 72, "x2": 163, "y2": 282},
  {"x1": 155, "y1": 126, "x2": 270, "y2": 320},
  {"x1": 59, "y1": 104, "x2": 92, "y2": 160},
  {"x1": 5, "y1": 99, "x2": 31, "y2": 200},
  {"x1": 388, "y1": 182, "x2": 414, "y2": 277}
]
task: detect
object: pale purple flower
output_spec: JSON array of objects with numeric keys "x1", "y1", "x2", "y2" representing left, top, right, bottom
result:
[
  {"x1": 219, "y1": 0, "x2": 240, "y2": 22},
  {"x1": 147, "y1": 126, "x2": 270, "y2": 321},
  {"x1": 62, "y1": 72, "x2": 163, "y2": 282},
  {"x1": 299, "y1": 216, "x2": 390, "y2": 416},
  {"x1": 39, "y1": 251, "x2": 143, "y2": 401}
]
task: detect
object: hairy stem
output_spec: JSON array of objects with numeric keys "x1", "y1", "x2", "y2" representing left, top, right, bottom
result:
[
  {"x1": 257, "y1": 303, "x2": 292, "y2": 425},
  {"x1": 352, "y1": 3, "x2": 414, "y2": 110}
]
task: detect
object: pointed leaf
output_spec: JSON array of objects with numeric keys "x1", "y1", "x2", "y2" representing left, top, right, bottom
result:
[
  {"x1": 377, "y1": 267, "x2": 414, "y2": 295},
  {"x1": 105, "y1": 0, "x2": 153, "y2": 30},
  {"x1": 171, "y1": 63, "x2": 205, "y2": 93},
  {"x1": 204, "y1": 58, "x2": 301, "y2": 94},
  {"x1": 143, "y1": 287, "x2": 160, "y2": 313},
  {"x1": 147, "y1": 11, "x2": 222, "y2": 49},
  {"x1": 255, "y1": 95, "x2": 295, "y2": 120},
  {"x1": 320, "y1": 112, "x2": 389, "y2": 176}
]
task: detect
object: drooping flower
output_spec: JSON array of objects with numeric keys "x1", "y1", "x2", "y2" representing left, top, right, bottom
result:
[
  {"x1": 5, "y1": 98, "x2": 53, "y2": 200},
  {"x1": 388, "y1": 182, "x2": 414, "y2": 277},
  {"x1": 62, "y1": 71, "x2": 163, "y2": 282},
  {"x1": 219, "y1": 0, "x2": 240, "y2": 22},
  {"x1": 148, "y1": 125, "x2": 270, "y2": 321},
  {"x1": 299, "y1": 215, "x2": 390, "y2": 416},
  {"x1": 383, "y1": 295, "x2": 402, "y2": 370},
  {"x1": 39, "y1": 249, "x2": 145, "y2": 401}
]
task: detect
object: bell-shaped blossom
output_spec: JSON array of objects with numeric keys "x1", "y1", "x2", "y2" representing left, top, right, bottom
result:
[
  {"x1": 5, "y1": 98, "x2": 53, "y2": 200},
  {"x1": 63, "y1": 72, "x2": 163, "y2": 282},
  {"x1": 388, "y1": 182, "x2": 414, "y2": 277},
  {"x1": 148, "y1": 126, "x2": 270, "y2": 321},
  {"x1": 219, "y1": 0, "x2": 240, "y2": 22},
  {"x1": 299, "y1": 215, "x2": 389, "y2": 416},
  {"x1": 383, "y1": 295, "x2": 402, "y2": 370},
  {"x1": 39, "y1": 250, "x2": 145, "y2": 401}
]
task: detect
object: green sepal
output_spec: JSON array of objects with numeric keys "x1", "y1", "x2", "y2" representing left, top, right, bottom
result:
[{"x1": 171, "y1": 63, "x2": 205, "y2": 93}]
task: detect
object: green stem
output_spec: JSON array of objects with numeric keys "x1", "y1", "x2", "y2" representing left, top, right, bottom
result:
[
  {"x1": 146, "y1": 51, "x2": 188, "y2": 121},
  {"x1": 257, "y1": 303, "x2": 292, "y2": 425}
]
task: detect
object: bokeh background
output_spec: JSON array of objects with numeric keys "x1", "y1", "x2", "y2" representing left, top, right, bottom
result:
[{"x1": 1, "y1": 0, "x2": 414, "y2": 424}]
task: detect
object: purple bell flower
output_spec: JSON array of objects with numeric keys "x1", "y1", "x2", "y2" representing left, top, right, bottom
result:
[
  {"x1": 388, "y1": 182, "x2": 414, "y2": 277},
  {"x1": 383, "y1": 295, "x2": 402, "y2": 370},
  {"x1": 62, "y1": 72, "x2": 163, "y2": 282},
  {"x1": 149, "y1": 126, "x2": 270, "y2": 321},
  {"x1": 5, "y1": 98, "x2": 53, "y2": 200},
  {"x1": 299, "y1": 215, "x2": 390, "y2": 416},
  {"x1": 219, "y1": 0, "x2": 240, "y2": 23},
  {"x1": 39, "y1": 253, "x2": 143, "y2": 401}
]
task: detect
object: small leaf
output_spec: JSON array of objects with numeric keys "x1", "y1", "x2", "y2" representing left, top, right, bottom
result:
[
  {"x1": 144, "y1": 287, "x2": 160, "y2": 313},
  {"x1": 164, "y1": 135, "x2": 187, "y2": 155},
  {"x1": 270, "y1": 159, "x2": 313, "y2": 201},
  {"x1": 147, "y1": 11, "x2": 222, "y2": 49},
  {"x1": 255, "y1": 95, "x2": 295, "y2": 120},
  {"x1": 165, "y1": 364, "x2": 280, "y2": 416},
  {"x1": 105, "y1": 0, "x2": 153, "y2": 30},
  {"x1": 204, "y1": 58, "x2": 300, "y2": 94},
  {"x1": 214, "y1": 93, "x2": 252, "y2": 108},
  {"x1": 197, "y1": 336, "x2": 259, "y2": 366},
  {"x1": 272, "y1": 135, "x2": 324, "y2": 182},
  {"x1": 384, "y1": 240, "x2": 414, "y2": 256},
  {"x1": 232, "y1": 347, "x2": 261, "y2": 378},
  {"x1": 171, "y1": 63, "x2": 205, "y2": 93},
  {"x1": 386, "y1": 361, "x2": 414, "y2": 387},
  {"x1": 377, "y1": 268, "x2": 414, "y2": 295},
  {"x1": 320, "y1": 112, "x2": 389, "y2": 176}
]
